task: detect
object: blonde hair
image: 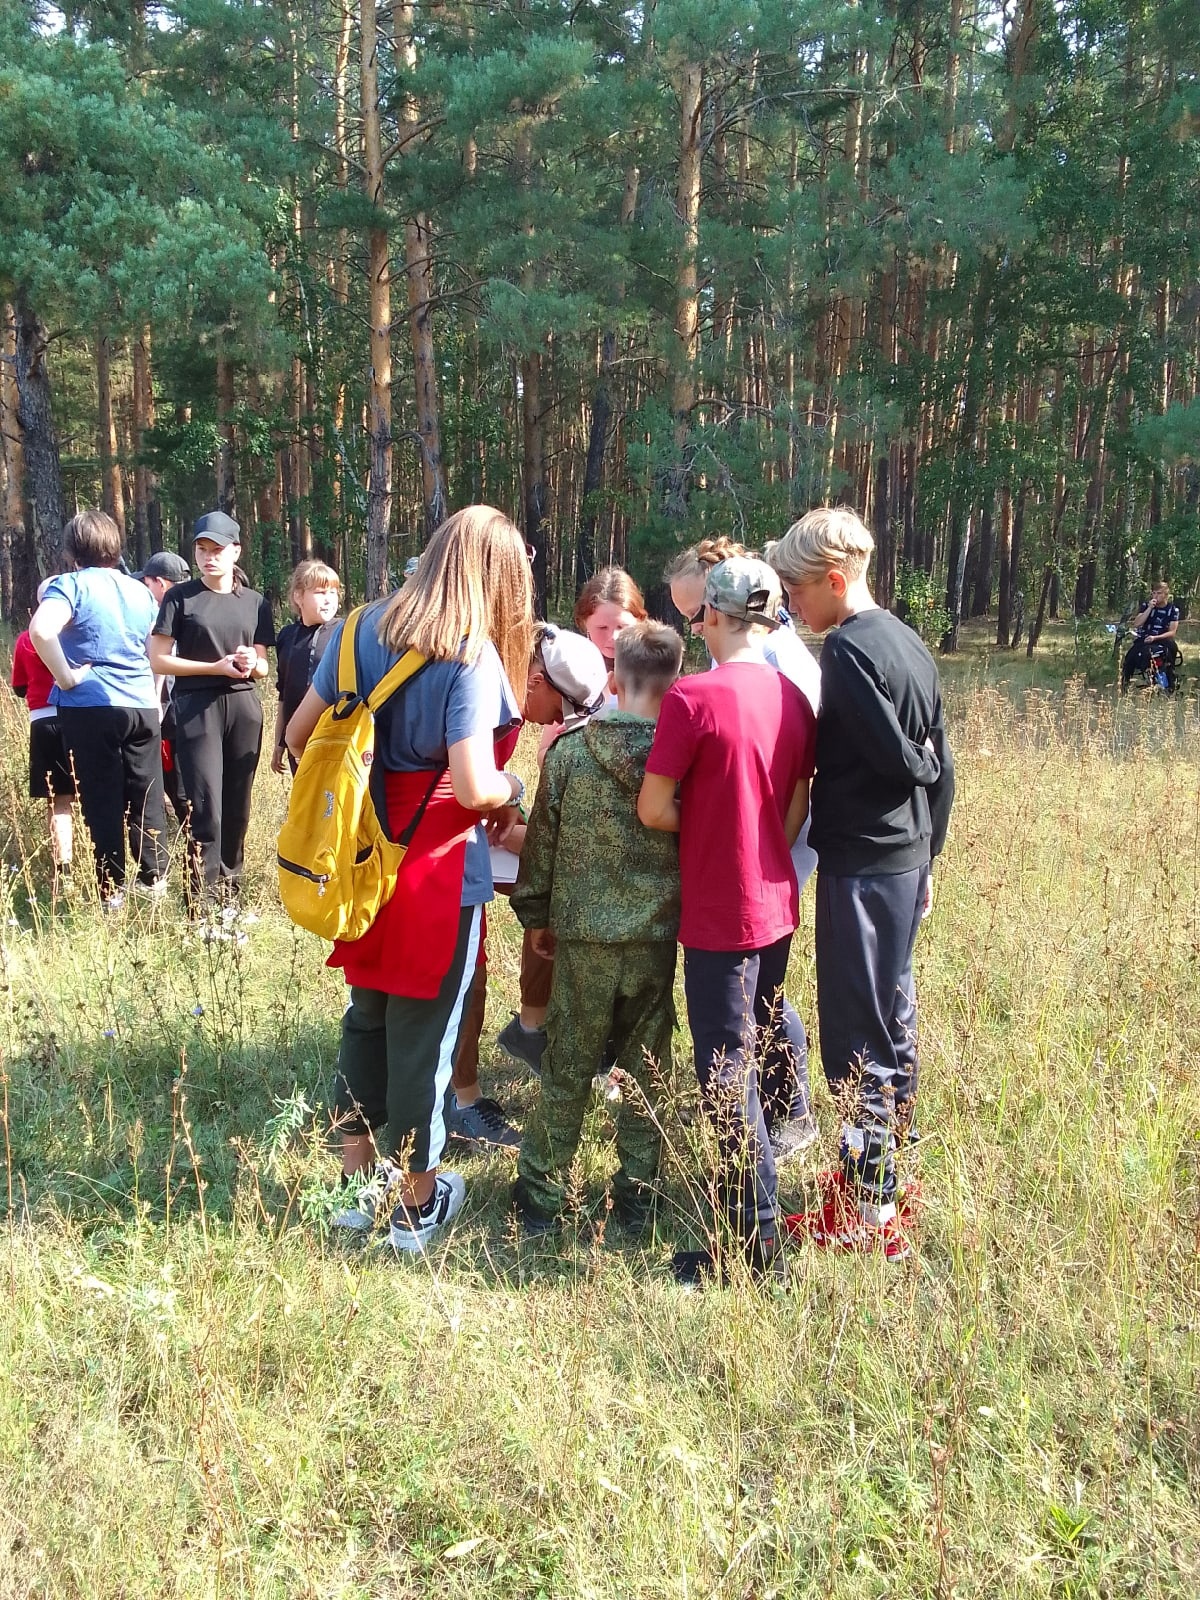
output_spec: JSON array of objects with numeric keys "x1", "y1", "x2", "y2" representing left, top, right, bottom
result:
[
  {"x1": 613, "y1": 619, "x2": 683, "y2": 696},
  {"x1": 378, "y1": 505, "x2": 534, "y2": 696},
  {"x1": 288, "y1": 558, "x2": 341, "y2": 613},
  {"x1": 770, "y1": 507, "x2": 874, "y2": 587},
  {"x1": 665, "y1": 536, "x2": 746, "y2": 583},
  {"x1": 574, "y1": 566, "x2": 647, "y2": 630}
]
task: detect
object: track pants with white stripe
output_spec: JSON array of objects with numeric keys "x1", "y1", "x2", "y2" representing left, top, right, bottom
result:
[{"x1": 333, "y1": 904, "x2": 481, "y2": 1170}]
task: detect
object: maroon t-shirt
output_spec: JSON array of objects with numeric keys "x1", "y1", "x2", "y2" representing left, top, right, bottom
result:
[{"x1": 645, "y1": 660, "x2": 816, "y2": 952}]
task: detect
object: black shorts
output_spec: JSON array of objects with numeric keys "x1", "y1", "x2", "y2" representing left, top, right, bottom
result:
[{"x1": 28, "y1": 717, "x2": 76, "y2": 800}]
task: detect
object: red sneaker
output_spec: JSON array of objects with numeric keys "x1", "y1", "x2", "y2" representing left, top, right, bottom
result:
[{"x1": 784, "y1": 1173, "x2": 914, "y2": 1262}]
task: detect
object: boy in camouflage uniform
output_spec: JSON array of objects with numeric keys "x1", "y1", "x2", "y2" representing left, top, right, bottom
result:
[{"x1": 511, "y1": 621, "x2": 684, "y2": 1231}]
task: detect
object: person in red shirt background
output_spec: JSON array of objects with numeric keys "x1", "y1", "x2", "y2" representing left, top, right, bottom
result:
[
  {"x1": 10, "y1": 579, "x2": 75, "y2": 885},
  {"x1": 639, "y1": 556, "x2": 816, "y2": 1286}
]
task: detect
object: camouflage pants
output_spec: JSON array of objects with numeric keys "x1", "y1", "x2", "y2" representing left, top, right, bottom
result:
[{"x1": 517, "y1": 940, "x2": 676, "y2": 1220}]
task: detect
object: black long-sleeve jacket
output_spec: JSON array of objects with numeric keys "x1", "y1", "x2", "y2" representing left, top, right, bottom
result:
[{"x1": 809, "y1": 608, "x2": 954, "y2": 876}]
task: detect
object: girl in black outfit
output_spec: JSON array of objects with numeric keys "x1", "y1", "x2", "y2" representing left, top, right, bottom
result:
[
  {"x1": 148, "y1": 511, "x2": 275, "y2": 906},
  {"x1": 271, "y1": 559, "x2": 341, "y2": 776}
]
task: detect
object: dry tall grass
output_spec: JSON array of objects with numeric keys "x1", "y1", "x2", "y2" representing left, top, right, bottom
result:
[{"x1": 0, "y1": 672, "x2": 1196, "y2": 1598}]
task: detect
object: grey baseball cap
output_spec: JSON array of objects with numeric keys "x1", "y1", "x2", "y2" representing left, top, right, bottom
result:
[
  {"x1": 136, "y1": 550, "x2": 191, "y2": 585},
  {"x1": 704, "y1": 556, "x2": 782, "y2": 627},
  {"x1": 193, "y1": 510, "x2": 241, "y2": 546}
]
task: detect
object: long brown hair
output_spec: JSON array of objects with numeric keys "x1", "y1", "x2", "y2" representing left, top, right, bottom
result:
[
  {"x1": 378, "y1": 506, "x2": 534, "y2": 695},
  {"x1": 573, "y1": 565, "x2": 647, "y2": 632}
]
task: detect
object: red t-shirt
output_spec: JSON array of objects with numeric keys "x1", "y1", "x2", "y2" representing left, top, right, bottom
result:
[
  {"x1": 646, "y1": 661, "x2": 816, "y2": 951},
  {"x1": 10, "y1": 631, "x2": 55, "y2": 714}
]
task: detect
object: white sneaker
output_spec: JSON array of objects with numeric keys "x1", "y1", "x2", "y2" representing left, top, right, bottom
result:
[
  {"x1": 102, "y1": 891, "x2": 125, "y2": 913},
  {"x1": 331, "y1": 1160, "x2": 404, "y2": 1232},
  {"x1": 130, "y1": 877, "x2": 169, "y2": 902},
  {"x1": 389, "y1": 1173, "x2": 467, "y2": 1254}
]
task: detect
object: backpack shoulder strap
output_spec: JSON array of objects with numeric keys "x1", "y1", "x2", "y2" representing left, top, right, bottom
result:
[
  {"x1": 337, "y1": 607, "x2": 363, "y2": 696},
  {"x1": 365, "y1": 645, "x2": 427, "y2": 712}
]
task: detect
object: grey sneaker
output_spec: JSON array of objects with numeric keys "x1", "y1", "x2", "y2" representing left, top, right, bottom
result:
[
  {"x1": 389, "y1": 1173, "x2": 467, "y2": 1253},
  {"x1": 770, "y1": 1115, "x2": 820, "y2": 1167},
  {"x1": 331, "y1": 1159, "x2": 404, "y2": 1232},
  {"x1": 497, "y1": 1015, "x2": 547, "y2": 1075},
  {"x1": 446, "y1": 1096, "x2": 520, "y2": 1150}
]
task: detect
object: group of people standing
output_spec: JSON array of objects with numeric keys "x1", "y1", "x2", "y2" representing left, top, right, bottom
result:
[
  {"x1": 277, "y1": 503, "x2": 954, "y2": 1281},
  {"x1": 10, "y1": 494, "x2": 955, "y2": 1282},
  {"x1": 13, "y1": 506, "x2": 336, "y2": 918}
]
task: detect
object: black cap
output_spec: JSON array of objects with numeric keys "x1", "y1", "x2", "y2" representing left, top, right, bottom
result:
[
  {"x1": 137, "y1": 551, "x2": 191, "y2": 585},
  {"x1": 193, "y1": 510, "x2": 241, "y2": 546}
]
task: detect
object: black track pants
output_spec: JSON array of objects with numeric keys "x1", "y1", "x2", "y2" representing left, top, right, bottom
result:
[
  {"x1": 57, "y1": 706, "x2": 167, "y2": 893},
  {"x1": 172, "y1": 689, "x2": 264, "y2": 900}
]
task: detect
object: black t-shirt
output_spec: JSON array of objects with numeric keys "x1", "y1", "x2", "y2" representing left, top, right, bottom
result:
[
  {"x1": 154, "y1": 579, "x2": 276, "y2": 695},
  {"x1": 276, "y1": 619, "x2": 338, "y2": 724}
]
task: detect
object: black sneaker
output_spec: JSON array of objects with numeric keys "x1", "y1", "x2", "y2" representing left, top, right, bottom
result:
[
  {"x1": 446, "y1": 1095, "x2": 520, "y2": 1150},
  {"x1": 611, "y1": 1182, "x2": 655, "y2": 1233},
  {"x1": 511, "y1": 1180, "x2": 559, "y2": 1237},
  {"x1": 671, "y1": 1237, "x2": 788, "y2": 1288},
  {"x1": 770, "y1": 1115, "x2": 819, "y2": 1167},
  {"x1": 497, "y1": 1015, "x2": 547, "y2": 1075}
]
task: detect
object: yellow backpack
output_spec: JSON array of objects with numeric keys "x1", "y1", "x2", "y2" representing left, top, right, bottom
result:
[{"x1": 276, "y1": 607, "x2": 434, "y2": 941}]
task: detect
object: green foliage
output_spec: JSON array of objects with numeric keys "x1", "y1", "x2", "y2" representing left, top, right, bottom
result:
[{"x1": 895, "y1": 563, "x2": 952, "y2": 647}]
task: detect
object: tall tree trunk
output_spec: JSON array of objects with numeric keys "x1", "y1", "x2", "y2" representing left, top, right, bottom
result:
[
  {"x1": 970, "y1": 495, "x2": 994, "y2": 616},
  {"x1": 362, "y1": 0, "x2": 392, "y2": 600},
  {"x1": 216, "y1": 338, "x2": 237, "y2": 517},
  {"x1": 329, "y1": 0, "x2": 352, "y2": 534},
  {"x1": 2, "y1": 302, "x2": 27, "y2": 616},
  {"x1": 577, "y1": 331, "x2": 614, "y2": 588},
  {"x1": 96, "y1": 334, "x2": 126, "y2": 539},
  {"x1": 516, "y1": 119, "x2": 549, "y2": 611},
  {"x1": 578, "y1": 162, "x2": 639, "y2": 584},
  {"x1": 522, "y1": 344, "x2": 547, "y2": 614},
  {"x1": 665, "y1": 61, "x2": 703, "y2": 526},
  {"x1": 941, "y1": 266, "x2": 995, "y2": 650},
  {"x1": 14, "y1": 298, "x2": 65, "y2": 578},
  {"x1": 395, "y1": 2, "x2": 447, "y2": 538},
  {"x1": 131, "y1": 325, "x2": 160, "y2": 564}
]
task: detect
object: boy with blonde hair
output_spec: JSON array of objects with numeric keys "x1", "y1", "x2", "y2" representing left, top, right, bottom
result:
[
  {"x1": 769, "y1": 507, "x2": 955, "y2": 1260},
  {"x1": 511, "y1": 620, "x2": 684, "y2": 1233}
]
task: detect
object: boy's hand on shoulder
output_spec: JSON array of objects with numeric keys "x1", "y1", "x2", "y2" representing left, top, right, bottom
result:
[{"x1": 530, "y1": 927, "x2": 556, "y2": 960}]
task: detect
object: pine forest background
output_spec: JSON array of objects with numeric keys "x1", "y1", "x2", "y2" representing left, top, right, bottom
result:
[{"x1": 1, "y1": 0, "x2": 1198, "y2": 649}]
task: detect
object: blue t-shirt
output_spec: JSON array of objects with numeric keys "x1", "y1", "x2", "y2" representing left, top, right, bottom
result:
[
  {"x1": 312, "y1": 601, "x2": 522, "y2": 906},
  {"x1": 43, "y1": 568, "x2": 158, "y2": 710}
]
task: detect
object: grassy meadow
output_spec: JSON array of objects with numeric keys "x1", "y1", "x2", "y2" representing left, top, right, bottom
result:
[{"x1": 0, "y1": 619, "x2": 1197, "y2": 1598}]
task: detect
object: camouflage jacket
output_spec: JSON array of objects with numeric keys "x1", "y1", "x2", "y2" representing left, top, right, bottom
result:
[{"x1": 511, "y1": 712, "x2": 680, "y2": 944}]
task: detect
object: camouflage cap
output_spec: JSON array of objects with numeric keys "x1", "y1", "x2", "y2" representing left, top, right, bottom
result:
[{"x1": 703, "y1": 556, "x2": 782, "y2": 626}]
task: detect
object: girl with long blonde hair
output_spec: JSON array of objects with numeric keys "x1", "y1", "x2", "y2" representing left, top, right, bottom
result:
[{"x1": 287, "y1": 505, "x2": 534, "y2": 1252}]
